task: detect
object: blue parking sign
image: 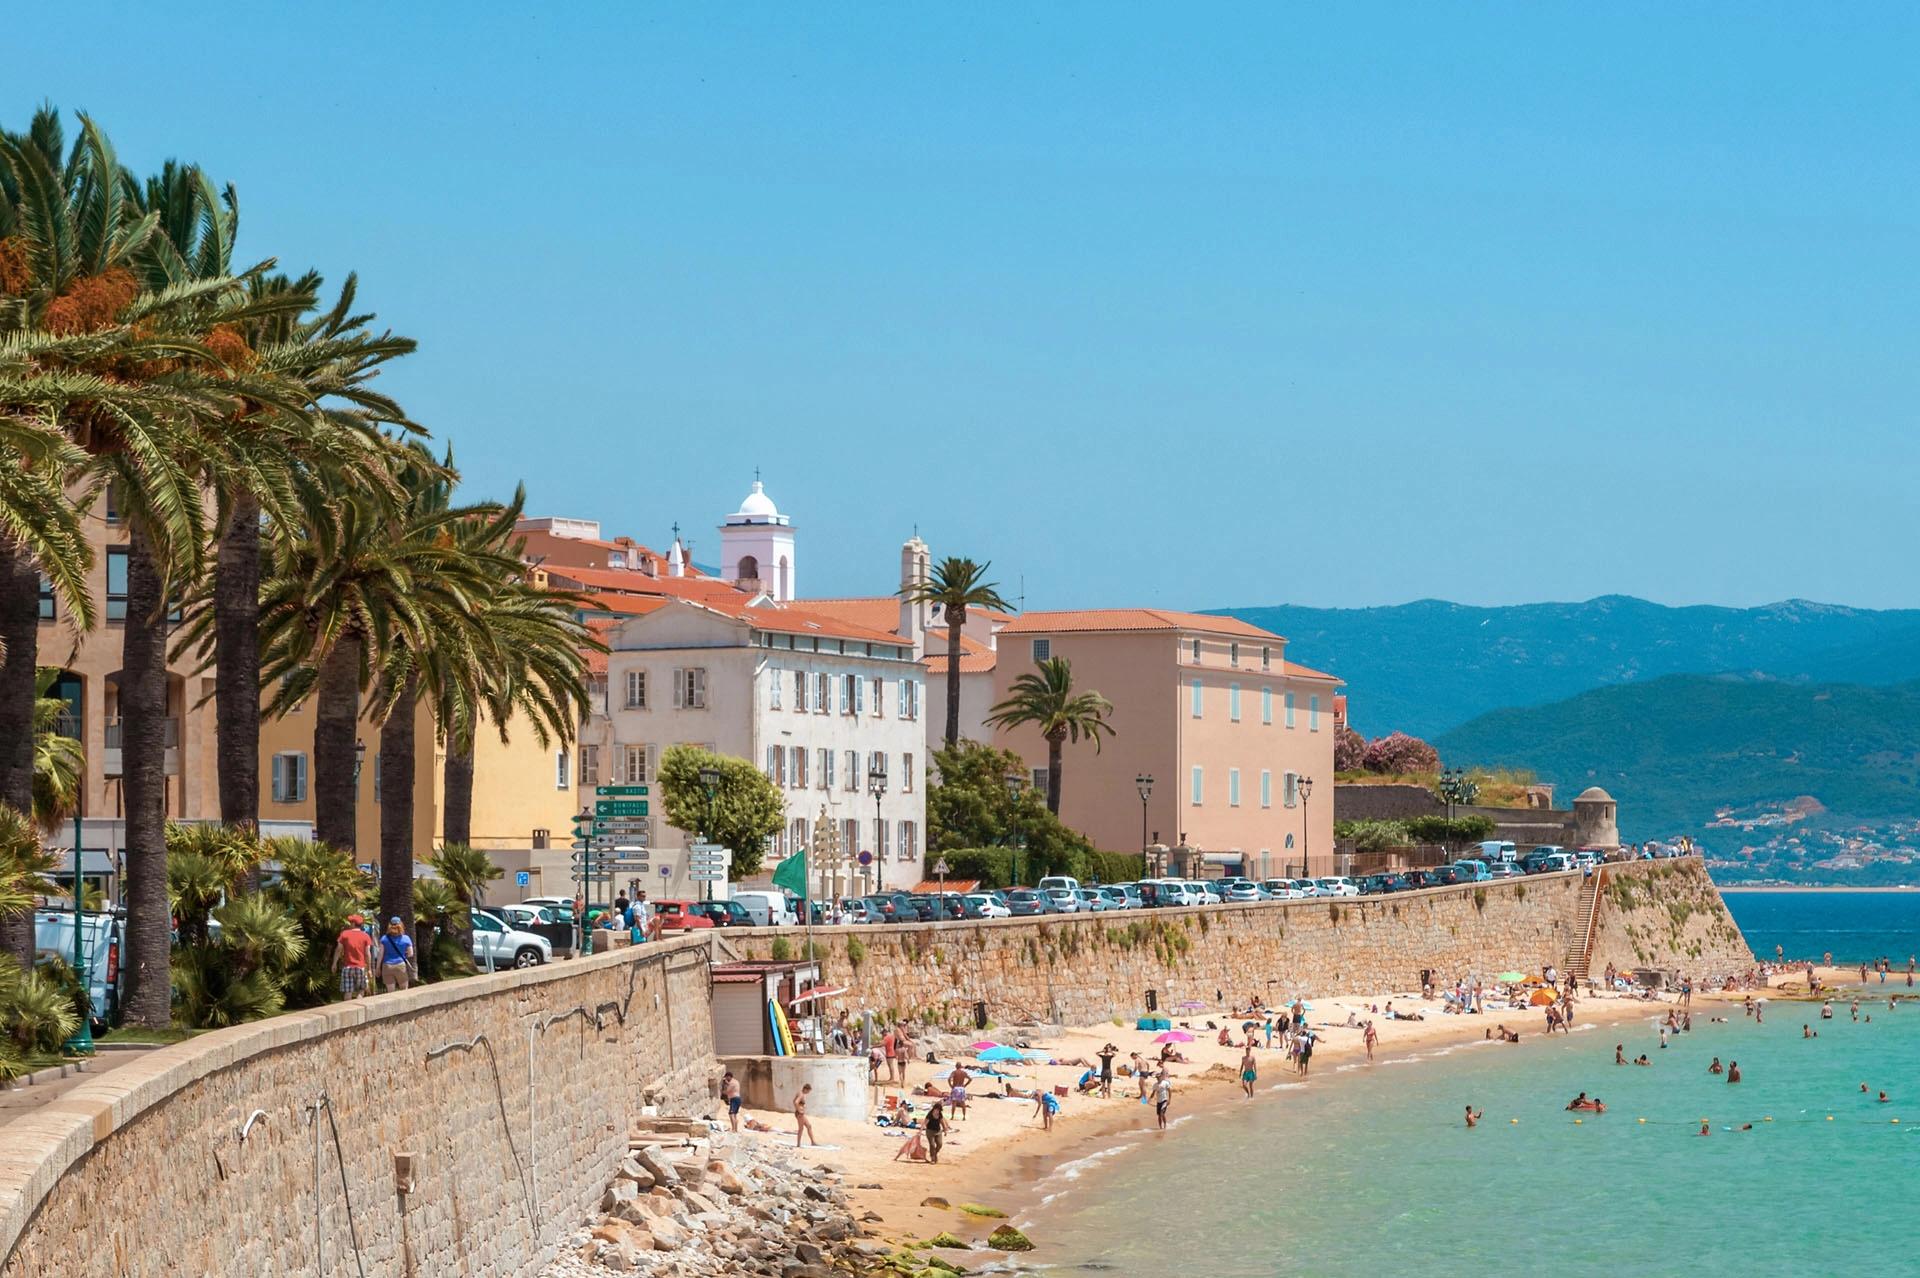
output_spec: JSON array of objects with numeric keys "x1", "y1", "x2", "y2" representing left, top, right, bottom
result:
[{"x1": 516, "y1": 870, "x2": 531, "y2": 888}]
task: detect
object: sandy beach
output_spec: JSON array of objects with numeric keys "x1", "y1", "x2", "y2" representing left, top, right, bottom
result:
[{"x1": 723, "y1": 982, "x2": 1683, "y2": 1249}]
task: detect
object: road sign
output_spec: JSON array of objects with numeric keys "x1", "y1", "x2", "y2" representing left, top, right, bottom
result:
[
  {"x1": 595, "y1": 784, "x2": 650, "y2": 797},
  {"x1": 688, "y1": 850, "x2": 731, "y2": 866},
  {"x1": 932, "y1": 858, "x2": 950, "y2": 876},
  {"x1": 595, "y1": 800, "x2": 649, "y2": 817},
  {"x1": 515, "y1": 871, "x2": 530, "y2": 888},
  {"x1": 658, "y1": 866, "x2": 672, "y2": 879},
  {"x1": 857, "y1": 851, "x2": 872, "y2": 866},
  {"x1": 688, "y1": 868, "x2": 727, "y2": 881},
  {"x1": 592, "y1": 823, "x2": 651, "y2": 836}
]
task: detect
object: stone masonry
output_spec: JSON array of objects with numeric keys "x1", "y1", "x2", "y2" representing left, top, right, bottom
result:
[
  {"x1": 0, "y1": 936, "x2": 714, "y2": 1278},
  {"x1": 732, "y1": 859, "x2": 1752, "y2": 1025}
]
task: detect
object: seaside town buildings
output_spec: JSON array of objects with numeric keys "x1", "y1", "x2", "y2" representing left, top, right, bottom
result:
[{"x1": 989, "y1": 611, "x2": 1343, "y2": 879}]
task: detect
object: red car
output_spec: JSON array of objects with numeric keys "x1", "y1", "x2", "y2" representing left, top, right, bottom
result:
[{"x1": 653, "y1": 900, "x2": 715, "y2": 931}]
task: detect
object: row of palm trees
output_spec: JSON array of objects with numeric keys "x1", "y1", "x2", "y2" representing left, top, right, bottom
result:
[{"x1": 1, "y1": 108, "x2": 595, "y2": 1026}]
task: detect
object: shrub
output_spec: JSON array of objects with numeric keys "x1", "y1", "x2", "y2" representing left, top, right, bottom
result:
[
  {"x1": 1403, "y1": 815, "x2": 1497, "y2": 846},
  {"x1": 1334, "y1": 725, "x2": 1367, "y2": 772},
  {"x1": 1361, "y1": 731, "x2": 1440, "y2": 774},
  {"x1": 1335, "y1": 819, "x2": 1411, "y2": 852},
  {"x1": 770, "y1": 937, "x2": 793, "y2": 961},
  {"x1": 846, "y1": 936, "x2": 867, "y2": 967}
]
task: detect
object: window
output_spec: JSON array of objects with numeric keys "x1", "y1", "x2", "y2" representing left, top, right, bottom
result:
[
  {"x1": 1030, "y1": 766, "x2": 1049, "y2": 794},
  {"x1": 104, "y1": 480, "x2": 124, "y2": 523},
  {"x1": 555, "y1": 749, "x2": 569, "y2": 789},
  {"x1": 771, "y1": 744, "x2": 787, "y2": 786},
  {"x1": 793, "y1": 746, "x2": 809, "y2": 789},
  {"x1": 877, "y1": 819, "x2": 889, "y2": 860},
  {"x1": 902, "y1": 752, "x2": 914, "y2": 793},
  {"x1": 1309, "y1": 694, "x2": 1321, "y2": 731},
  {"x1": 580, "y1": 745, "x2": 601, "y2": 786},
  {"x1": 854, "y1": 674, "x2": 866, "y2": 716},
  {"x1": 1283, "y1": 771, "x2": 1299, "y2": 808},
  {"x1": 1261, "y1": 687, "x2": 1273, "y2": 725},
  {"x1": 821, "y1": 747, "x2": 834, "y2": 790},
  {"x1": 843, "y1": 818, "x2": 861, "y2": 855},
  {"x1": 1230, "y1": 642, "x2": 1240, "y2": 667},
  {"x1": 871, "y1": 676, "x2": 884, "y2": 716},
  {"x1": 1229, "y1": 683, "x2": 1241, "y2": 721},
  {"x1": 769, "y1": 672, "x2": 782, "y2": 710},
  {"x1": 106, "y1": 548, "x2": 129, "y2": 621},
  {"x1": 791, "y1": 817, "x2": 809, "y2": 851},
  {"x1": 1190, "y1": 638, "x2": 1202, "y2": 663},
  {"x1": 1261, "y1": 770, "x2": 1272, "y2": 808},
  {"x1": 898, "y1": 820, "x2": 918, "y2": 861},
  {"x1": 674, "y1": 668, "x2": 708, "y2": 709},
  {"x1": 794, "y1": 670, "x2": 808, "y2": 711},
  {"x1": 1285, "y1": 691, "x2": 1296, "y2": 728},
  {"x1": 840, "y1": 674, "x2": 854, "y2": 715},
  {"x1": 588, "y1": 674, "x2": 608, "y2": 714},
  {"x1": 844, "y1": 750, "x2": 859, "y2": 790},
  {"x1": 37, "y1": 575, "x2": 53, "y2": 621},
  {"x1": 1261, "y1": 646, "x2": 1271, "y2": 671},
  {"x1": 624, "y1": 670, "x2": 647, "y2": 709},
  {"x1": 1190, "y1": 765, "x2": 1204, "y2": 805},
  {"x1": 867, "y1": 750, "x2": 888, "y2": 781},
  {"x1": 372, "y1": 755, "x2": 381, "y2": 804},
  {"x1": 1229, "y1": 768, "x2": 1241, "y2": 806},
  {"x1": 621, "y1": 744, "x2": 650, "y2": 784},
  {"x1": 270, "y1": 752, "x2": 308, "y2": 803},
  {"x1": 898, "y1": 678, "x2": 919, "y2": 720},
  {"x1": 815, "y1": 672, "x2": 831, "y2": 714},
  {"x1": 1190, "y1": 679, "x2": 1203, "y2": 718},
  {"x1": 1032, "y1": 638, "x2": 1051, "y2": 662}
]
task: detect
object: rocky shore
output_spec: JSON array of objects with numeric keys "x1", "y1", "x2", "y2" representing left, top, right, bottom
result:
[{"x1": 537, "y1": 1117, "x2": 1024, "y2": 1278}]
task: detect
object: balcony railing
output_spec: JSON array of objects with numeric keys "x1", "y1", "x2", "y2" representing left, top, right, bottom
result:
[{"x1": 102, "y1": 717, "x2": 181, "y2": 777}]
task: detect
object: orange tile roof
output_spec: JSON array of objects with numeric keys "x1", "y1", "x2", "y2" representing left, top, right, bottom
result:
[
  {"x1": 924, "y1": 633, "x2": 997, "y2": 674},
  {"x1": 582, "y1": 592, "x2": 673, "y2": 618},
  {"x1": 1001, "y1": 608, "x2": 1285, "y2": 642},
  {"x1": 581, "y1": 618, "x2": 619, "y2": 674},
  {"x1": 1282, "y1": 661, "x2": 1341, "y2": 683},
  {"x1": 802, "y1": 596, "x2": 902, "y2": 635},
  {"x1": 610, "y1": 594, "x2": 907, "y2": 648}
]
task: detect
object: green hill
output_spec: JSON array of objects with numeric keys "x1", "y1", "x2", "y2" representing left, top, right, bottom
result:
[
  {"x1": 1434, "y1": 675, "x2": 1920, "y2": 838},
  {"x1": 1208, "y1": 596, "x2": 1920, "y2": 738}
]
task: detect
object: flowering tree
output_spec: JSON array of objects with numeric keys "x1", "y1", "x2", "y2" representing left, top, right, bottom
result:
[
  {"x1": 1361, "y1": 731, "x2": 1440, "y2": 774},
  {"x1": 1334, "y1": 725, "x2": 1367, "y2": 772}
]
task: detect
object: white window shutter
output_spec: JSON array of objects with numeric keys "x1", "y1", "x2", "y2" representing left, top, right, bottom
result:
[
  {"x1": 672, "y1": 669, "x2": 684, "y2": 709},
  {"x1": 644, "y1": 745, "x2": 656, "y2": 784},
  {"x1": 297, "y1": 753, "x2": 309, "y2": 801}
]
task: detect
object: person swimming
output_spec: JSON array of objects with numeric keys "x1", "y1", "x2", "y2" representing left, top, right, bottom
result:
[
  {"x1": 1634, "y1": 1055, "x2": 1651, "y2": 1066},
  {"x1": 1615, "y1": 1043, "x2": 1627, "y2": 1065},
  {"x1": 1708, "y1": 1057, "x2": 1723, "y2": 1074},
  {"x1": 1465, "y1": 1105, "x2": 1483, "y2": 1128},
  {"x1": 1566, "y1": 1092, "x2": 1589, "y2": 1110},
  {"x1": 1727, "y1": 1061, "x2": 1742, "y2": 1083}
]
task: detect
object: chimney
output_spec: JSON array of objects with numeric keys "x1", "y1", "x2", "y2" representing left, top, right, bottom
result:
[{"x1": 899, "y1": 536, "x2": 930, "y2": 658}]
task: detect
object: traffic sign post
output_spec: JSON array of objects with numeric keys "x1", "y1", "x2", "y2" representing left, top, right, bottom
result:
[
  {"x1": 595, "y1": 784, "x2": 650, "y2": 798},
  {"x1": 933, "y1": 856, "x2": 949, "y2": 897},
  {"x1": 595, "y1": 800, "x2": 650, "y2": 818}
]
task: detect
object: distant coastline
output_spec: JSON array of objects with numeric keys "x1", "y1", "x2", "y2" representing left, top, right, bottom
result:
[{"x1": 1716, "y1": 884, "x2": 1919, "y2": 893}]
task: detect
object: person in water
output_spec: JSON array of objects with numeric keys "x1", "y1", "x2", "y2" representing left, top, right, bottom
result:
[
  {"x1": 1465, "y1": 1105, "x2": 1483, "y2": 1128},
  {"x1": 1727, "y1": 1061, "x2": 1742, "y2": 1083},
  {"x1": 1566, "y1": 1091, "x2": 1589, "y2": 1110},
  {"x1": 1708, "y1": 1057, "x2": 1723, "y2": 1074},
  {"x1": 1615, "y1": 1043, "x2": 1627, "y2": 1065}
]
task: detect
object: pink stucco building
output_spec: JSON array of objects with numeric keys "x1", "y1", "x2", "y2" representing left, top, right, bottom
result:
[{"x1": 992, "y1": 610, "x2": 1341, "y2": 879}]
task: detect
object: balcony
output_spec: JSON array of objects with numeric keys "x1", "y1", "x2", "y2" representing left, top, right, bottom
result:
[{"x1": 102, "y1": 717, "x2": 181, "y2": 778}]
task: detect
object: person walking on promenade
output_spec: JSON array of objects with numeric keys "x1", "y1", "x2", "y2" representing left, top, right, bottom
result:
[
  {"x1": 331, "y1": 913, "x2": 374, "y2": 999},
  {"x1": 794, "y1": 1083, "x2": 817, "y2": 1147},
  {"x1": 378, "y1": 917, "x2": 416, "y2": 992}
]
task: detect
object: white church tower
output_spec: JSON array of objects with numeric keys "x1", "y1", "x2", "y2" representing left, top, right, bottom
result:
[{"x1": 719, "y1": 478, "x2": 796, "y2": 601}]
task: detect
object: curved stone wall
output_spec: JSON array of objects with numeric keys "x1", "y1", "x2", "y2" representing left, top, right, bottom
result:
[{"x1": 0, "y1": 937, "x2": 714, "y2": 1278}]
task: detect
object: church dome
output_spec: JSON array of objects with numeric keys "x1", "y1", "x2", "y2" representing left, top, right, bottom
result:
[
  {"x1": 731, "y1": 480, "x2": 783, "y2": 523},
  {"x1": 1575, "y1": 786, "x2": 1614, "y2": 803}
]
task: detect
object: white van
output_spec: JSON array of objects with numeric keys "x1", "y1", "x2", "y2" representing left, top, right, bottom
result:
[
  {"x1": 1037, "y1": 874, "x2": 1081, "y2": 895},
  {"x1": 1473, "y1": 840, "x2": 1519, "y2": 865},
  {"x1": 729, "y1": 890, "x2": 797, "y2": 927}
]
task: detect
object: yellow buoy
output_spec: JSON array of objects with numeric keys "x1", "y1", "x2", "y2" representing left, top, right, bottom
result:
[
  {"x1": 1573, "y1": 1118, "x2": 1582, "y2": 1124},
  {"x1": 1893, "y1": 1118, "x2": 1901, "y2": 1125},
  {"x1": 1510, "y1": 1118, "x2": 1518, "y2": 1124},
  {"x1": 1827, "y1": 1115, "x2": 1835, "y2": 1122},
  {"x1": 1764, "y1": 1116, "x2": 1773, "y2": 1123},
  {"x1": 1637, "y1": 1117, "x2": 1646, "y2": 1124}
]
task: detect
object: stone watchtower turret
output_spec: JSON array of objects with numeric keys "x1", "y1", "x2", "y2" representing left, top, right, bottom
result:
[{"x1": 1571, "y1": 786, "x2": 1620, "y2": 850}]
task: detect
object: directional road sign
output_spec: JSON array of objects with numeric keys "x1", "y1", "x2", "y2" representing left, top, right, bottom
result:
[
  {"x1": 595, "y1": 800, "x2": 650, "y2": 817},
  {"x1": 688, "y1": 868, "x2": 727, "y2": 881},
  {"x1": 595, "y1": 784, "x2": 650, "y2": 797}
]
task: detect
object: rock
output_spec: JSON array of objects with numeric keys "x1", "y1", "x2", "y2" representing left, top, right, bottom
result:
[
  {"x1": 602, "y1": 1182, "x2": 640, "y2": 1212},
  {"x1": 860, "y1": 1212, "x2": 884, "y2": 1223},
  {"x1": 637, "y1": 1146, "x2": 681, "y2": 1185},
  {"x1": 706, "y1": 1160, "x2": 745, "y2": 1195},
  {"x1": 956, "y1": 1203, "x2": 1005, "y2": 1218},
  {"x1": 815, "y1": 1219, "x2": 850, "y2": 1241},
  {"x1": 924, "y1": 1233, "x2": 969, "y2": 1250},
  {"x1": 919, "y1": 1196, "x2": 950, "y2": 1210},
  {"x1": 986, "y1": 1225, "x2": 1034, "y2": 1252},
  {"x1": 794, "y1": 1242, "x2": 824, "y2": 1264},
  {"x1": 803, "y1": 1184, "x2": 828, "y2": 1202},
  {"x1": 680, "y1": 1188, "x2": 720, "y2": 1216},
  {"x1": 857, "y1": 1183, "x2": 884, "y2": 1190},
  {"x1": 616, "y1": 1156, "x2": 657, "y2": 1189}
]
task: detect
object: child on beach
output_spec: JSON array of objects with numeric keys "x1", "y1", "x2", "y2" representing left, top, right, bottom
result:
[
  {"x1": 1240, "y1": 1046, "x2": 1258, "y2": 1097},
  {"x1": 1034, "y1": 1088, "x2": 1061, "y2": 1131},
  {"x1": 1153, "y1": 1072, "x2": 1173, "y2": 1130}
]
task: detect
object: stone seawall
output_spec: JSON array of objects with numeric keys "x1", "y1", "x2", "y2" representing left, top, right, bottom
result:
[
  {"x1": 732, "y1": 859, "x2": 1752, "y2": 1025},
  {"x1": 0, "y1": 936, "x2": 715, "y2": 1278}
]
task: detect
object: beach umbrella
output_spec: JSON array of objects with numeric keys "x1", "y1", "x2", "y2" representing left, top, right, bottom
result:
[
  {"x1": 977, "y1": 1045, "x2": 1026, "y2": 1062},
  {"x1": 968, "y1": 1041, "x2": 1001, "y2": 1052},
  {"x1": 1155, "y1": 1030, "x2": 1196, "y2": 1043},
  {"x1": 1496, "y1": 972, "x2": 1525, "y2": 983},
  {"x1": 1529, "y1": 987, "x2": 1558, "y2": 1006}
]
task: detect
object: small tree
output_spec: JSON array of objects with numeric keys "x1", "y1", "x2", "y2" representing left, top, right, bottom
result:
[
  {"x1": 1362, "y1": 731, "x2": 1440, "y2": 774},
  {"x1": 429, "y1": 843, "x2": 503, "y2": 957},
  {"x1": 657, "y1": 745, "x2": 783, "y2": 879},
  {"x1": 925, "y1": 741, "x2": 1093, "y2": 873},
  {"x1": 1334, "y1": 725, "x2": 1367, "y2": 773}
]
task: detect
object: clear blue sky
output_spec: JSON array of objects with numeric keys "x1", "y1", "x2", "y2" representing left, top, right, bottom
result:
[{"x1": 14, "y1": 5, "x2": 1920, "y2": 611}]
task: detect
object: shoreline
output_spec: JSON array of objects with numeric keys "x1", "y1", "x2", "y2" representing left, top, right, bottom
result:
[
  {"x1": 1716, "y1": 884, "x2": 1920, "y2": 893},
  {"x1": 731, "y1": 985, "x2": 1683, "y2": 1256}
]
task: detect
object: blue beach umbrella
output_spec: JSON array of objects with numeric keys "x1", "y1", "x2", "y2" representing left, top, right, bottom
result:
[{"x1": 977, "y1": 1045, "x2": 1027, "y2": 1062}]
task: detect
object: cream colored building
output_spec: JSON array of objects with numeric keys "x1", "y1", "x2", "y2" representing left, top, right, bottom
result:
[{"x1": 991, "y1": 610, "x2": 1342, "y2": 878}]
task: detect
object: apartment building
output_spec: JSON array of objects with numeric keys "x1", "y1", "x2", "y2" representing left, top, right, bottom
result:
[{"x1": 991, "y1": 610, "x2": 1342, "y2": 879}]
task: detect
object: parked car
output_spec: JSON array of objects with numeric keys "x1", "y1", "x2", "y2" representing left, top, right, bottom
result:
[
  {"x1": 469, "y1": 908, "x2": 554, "y2": 968},
  {"x1": 651, "y1": 900, "x2": 715, "y2": 932},
  {"x1": 691, "y1": 900, "x2": 755, "y2": 927},
  {"x1": 1471, "y1": 841, "x2": 1519, "y2": 866},
  {"x1": 1487, "y1": 861, "x2": 1522, "y2": 880},
  {"x1": 1043, "y1": 887, "x2": 1080, "y2": 914},
  {"x1": 34, "y1": 908, "x2": 124, "y2": 1031},
  {"x1": 859, "y1": 893, "x2": 911, "y2": 923},
  {"x1": 1428, "y1": 865, "x2": 1462, "y2": 887},
  {"x1": 730, "y1": 890, "x2": 798, "y2": 927},
  {"x1": 1400, "y1": 869, "x2": 1436, "y2": 890},
  {"x1": 1037, "y1": 875, "x2": 1082, "y2": 895},
  {"x1": 1220, "y1": 881, "x2": 1262, "y2": 903},
  {"x1": 1215, "y1": 876, "x2": 1257, "y2": 897},
  {"x1": 840, "y1": 899, "x2": 875, "y2": 924},
  {"x1": 1150, "y1": 880, "x2": 1202, "y2": 907},
  {"x1": 1451, "y1": 859, "x2": 1492, "y2": 882},
  {"x1": 1315, "y1": 876, "x2": 1361, "y2": 897},
  {"x1": 1074, "y1": 887, "x2": 1118, "y2": 912},
  {"x1": 962, "y1": 893, "x2": 1010, "y2": 918},
  {"x1": 519, "y1": 896, "x2": 577, "y2": 918},
  {"x1": 1007, "y1": 888, "x2": 1052, "y2": 916},
  {"x1": 1100, "y1": 885, "x2": 1135, "y2": 909},
  {"x1": 1355, "y1": 873, "x2": 1396, "y2": 895}
]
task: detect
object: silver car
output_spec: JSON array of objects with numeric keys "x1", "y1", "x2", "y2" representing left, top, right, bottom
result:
[
  {"x1": 1044, "y1": 887, "x2": 1080, "y2": 914},
  {"x1": 471, "y1": 908, "x2": 553, "y2": 969}
]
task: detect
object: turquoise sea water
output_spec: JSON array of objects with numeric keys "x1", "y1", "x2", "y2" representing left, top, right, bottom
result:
[
  {"x1": 1723, "y1": 890, "x2": 1920, "y2": 966},
  {"x1": 1033, "y1": 898, "x2": 1920, "y2": 1278}
]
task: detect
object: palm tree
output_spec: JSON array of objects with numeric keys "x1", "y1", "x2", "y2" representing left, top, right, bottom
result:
[
  {"x1": 428, "y1": 842, "x2": 502, "y2": 958},
  {"x1": 31, "y1": 668, "x2": 84, "y2": 833},
  {"x1": 901, "y1": 556, "x2": 1012, "y2": 749},
  {"x1": 984, "y1": 656, "x2": 1115, "y2": 816}
]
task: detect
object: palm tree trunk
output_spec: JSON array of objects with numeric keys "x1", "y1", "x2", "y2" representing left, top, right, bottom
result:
[
  {"x1": 378, "y1": 674, "x2": 417, "y2": 931},
  {"x1": 213, "y1": 494, "x2": 261, "y2": 835},
  {"x1": 943, "y1": 614, "x2": 964, "y2": 749},
  {"x1": 0, "y1": 542, "x2": 41, "y2": 968},
  {"x1": 1046, "y1": 733, "x2": 1064, "y2": 815},
  {"x1": 312, "y1": 638, "x2": 361, "y2": 850},
  {"x1": 441, "y1": 742, "x2": 474, "y2": 849},
  {"x1": 120, "y1": 531, "x2": 172, "y2": 1028}
]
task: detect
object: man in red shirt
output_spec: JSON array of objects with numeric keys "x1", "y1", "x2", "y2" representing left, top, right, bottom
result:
[{"x1": 332, "y1": 913, "x2": 374, "y2": 999}]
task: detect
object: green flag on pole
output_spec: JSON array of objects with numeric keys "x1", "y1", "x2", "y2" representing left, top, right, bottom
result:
[{"x1": 772, "y1": 849, "x2": 807, "y2": 899}]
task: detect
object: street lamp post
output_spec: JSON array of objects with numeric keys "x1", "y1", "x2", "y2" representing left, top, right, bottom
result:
[
  {"x1": 867, "y1": 759, "x2": 888, "y2": 892},
  {"x1": 1135, "y1": 773, "x2": 1154, "y2": 875},
  {"x1": 62, "y1": 787, "x2": 92, "y2": 1055},
  {"x1": 1298, "y1": 775, "x2": 1315, "y2": 877},
  {"x1": 698, "y1": 765, "x2": 722, "y2": 901},
  {"x1": 1002, "y1": 771, "x2": 1024, "y2": 887}
]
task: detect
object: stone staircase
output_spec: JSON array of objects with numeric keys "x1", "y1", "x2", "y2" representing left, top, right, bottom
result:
[{"x1": 1564, "y1": 869, "x2": 1605, "y2": 984}]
